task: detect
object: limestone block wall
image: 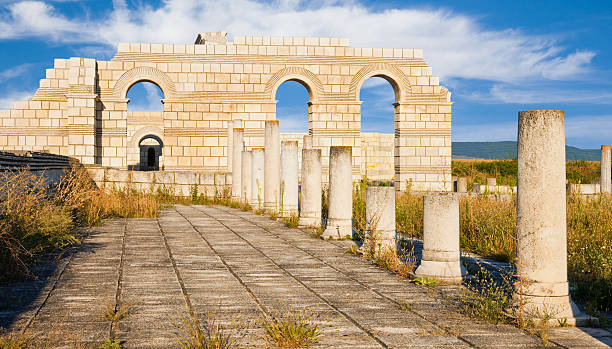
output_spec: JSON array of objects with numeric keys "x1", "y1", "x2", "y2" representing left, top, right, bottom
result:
[
  {"x1": 361, "y1": 132, "x2": 394, "y2": 181},
  {"x1": 0, "y1": 32, "x2": 452, "y2": 191},
  {"x1": 86, "y1": 166, "x2": 230, "y2": 197}
]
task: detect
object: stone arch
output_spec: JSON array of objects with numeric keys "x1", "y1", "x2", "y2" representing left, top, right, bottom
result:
[
  {"x1": 129, "y1": 126, "x2": 164, "y2": 149},
  {"x1": 112, "y1": 67, "x2": 176, "y2": 99},
  {"x1": 264, "y1": 67, "x2": 323, "y2": 102},
  {"x1": 349, "y1": 63, "x2": 412, "y2": 102}
]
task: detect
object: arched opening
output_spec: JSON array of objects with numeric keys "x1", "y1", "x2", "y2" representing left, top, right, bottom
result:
[
  {"x1": 275, "y1": 79, "x2": 312, "y2": 134},
  {"x1": 359, "y1": 76, "x2": 399, "y2": 184},
  {"x1": 139, "y1": 135, "x2": 163, "y2": 171},
  {"x1": 126, "y1": 81, "x2": 164, "y2": 112},
  {"x1": 126, "y1": 81, "x2": 165, "y2": 171}
]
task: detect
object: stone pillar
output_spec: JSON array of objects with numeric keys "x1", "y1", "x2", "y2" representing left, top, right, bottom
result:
[
  {"x1": 364, "y1": 186, "x2": 396, "y2": 254},
  {"x1": 231, "y1": 128, "x2": 244, "y2": 200},
  {"x1": 227, "y1": 119, "x2": 241, "y2": 172},
  {"x1": 322, "y1": 146, "x2": 352, "y2": 239},
  {"x1": 303, "y1": 135, "x2": 313, "y2": 149},
  {"x1": 241, "y1": 150, "x2": 252, "y2": 204},
  {"x1": 251, "y1": 148, "x2": 265, "y2": 209},
  {"x1": 457, "y1": 177, "x2": 467, "y2": 193},
  {"x1": 264, "y1": 120, "x2": 280, "y2": 213},
  {"x1": 280, "y1": 141, "x2": 298, "y2": 217},
  {"x1": 298, "y1": 149, "x2": 322, "y2": 227},
  {"x1": 601, "y1": 145, "x2": 611, "y2": 194},
  {"x1": 516, "y1": 110, "x2": 587, "y2": 325},
  {"x1": 414, "y1": 194, "x2": 462, "y2": 284},
  {"x1": 486, "y1": 177, "x2": 496, "y2": 186}
]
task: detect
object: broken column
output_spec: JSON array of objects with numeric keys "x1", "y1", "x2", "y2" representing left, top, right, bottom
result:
[
  {"x1": 251, "y1": 148, "x2": 265, "y2": 209},
  {"x1": 264, "y1": 120, "x2": 280, "y2": 213},
  {"x1": 231, "y1": 127, "x2": 244, "y2": 200},
  {"x1": 414, "y1": 194, "x2": 463, "y2": 284},
  {"x1": 364, "y1": 186, "x2": 396, "y2": 254},
  {"x1": 298, "y1": 149, "x2": 322, "y2": 228},
  {"x1": 601, "y1": 145, "x2": 611, "y2": 194},
  {"x1": 457, "y1": 177, "x2": 467, "y2": 193},
  {"x1": 322, "y1": 146, "x2": 352, "y2": 239},
  {"x1": 486, "y1": 177, "x2": 496, "y2": 186},
  {"x1": 516, "y1": 110, "x2": 588, "y2": 325},
  {"x1": 280, "y1": 141, "x2": 298, "y2": 217},
  {"x1": 241, "y1": 150, "x2": 252, "y2": 204}
]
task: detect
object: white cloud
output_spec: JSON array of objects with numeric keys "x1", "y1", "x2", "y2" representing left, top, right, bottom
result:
[
  {"x1": 566, "y1": 115, "x2": 612, "y2": 140},
  {"x1": 0, "y1": 63, "x2": 32, "y2": 82},
  {"x1": 127, "y1": 82, "x2": 164, "y2": 111},
  {"x1": 0, "y1": 90, "x2": 33, "y2": 109},
  {"x1": 467, "y1": 83, "x2": 612, "y2": 104},
  {"x1": 0, "y1": 0, "x2": 596, "y2": 83}
]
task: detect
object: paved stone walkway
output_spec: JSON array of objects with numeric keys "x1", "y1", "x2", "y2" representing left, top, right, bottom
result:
[{"x1": 2, "y1": 205, "x2": 611, "y2": 348}]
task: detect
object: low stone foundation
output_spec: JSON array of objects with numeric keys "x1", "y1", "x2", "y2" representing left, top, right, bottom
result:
[{"x1": 86, "y1": 166, "x2": 231, "y2": 197}]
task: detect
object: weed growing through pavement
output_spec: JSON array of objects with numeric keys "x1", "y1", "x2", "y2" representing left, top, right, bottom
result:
[
  {"x1": 460, "y1": 263, "x2": 512, "y2": 324},
  {"x1": 283, "y1": 213, "x2": 299, "y2": 228},
  {"x1": 99, "y1": 339, "x2": 121, "y2": 349},
  {"x1": 261, "y1": 302, "x2": 322, "y2": 348},
  {"x1": 173, "y1": 312, "x2": 244, "y2": 349},
  {"x1": 101, "y1": 301, "x2": 131, "y2": 323}
]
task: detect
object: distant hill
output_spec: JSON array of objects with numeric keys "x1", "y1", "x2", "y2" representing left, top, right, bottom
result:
[{"x1": 452, "y1": 141, "x2": 600, "y2": 161}]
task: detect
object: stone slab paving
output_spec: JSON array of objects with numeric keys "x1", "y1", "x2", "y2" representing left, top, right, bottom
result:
[{"x1": 3, "y1": 204, "x2": 611, "y2": 348}]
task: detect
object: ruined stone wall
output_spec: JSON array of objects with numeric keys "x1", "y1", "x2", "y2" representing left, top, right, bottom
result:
[{"x1": 0, "y1": 33, "x2": 452, "y2": 191}]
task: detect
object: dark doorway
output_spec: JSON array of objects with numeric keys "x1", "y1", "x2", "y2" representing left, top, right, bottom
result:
[
  {"x1": 147, "y1": 148, "x2": 156, "y2": 168},
  {"x1": 139, "y1": 135, "x2": 163, "y2": 171}
]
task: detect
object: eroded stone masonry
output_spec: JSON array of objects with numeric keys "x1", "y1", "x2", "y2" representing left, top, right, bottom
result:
[{"x1": 0, "y1": 31, "x2": 452, "y2": 191}]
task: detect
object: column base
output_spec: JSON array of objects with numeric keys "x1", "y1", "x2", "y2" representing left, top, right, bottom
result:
[
  {"x1": 298, "y1": 216, "x2": 320, "y2": 228},
  {"x1": 510, "y1": 293, "x2": 598, "y2": 327},
  {"x1": 280, "y1": 206, "x2": 298, "y2": 218},
  {"x1": 321, "y1": 219, "x2": 351, "y2": 239},
  {"x1": 359, "y1": 238, "x2": 396, "y2": 256},
  {"x1": 414, "y1": 259, "x2": 463, "y2": 284}
]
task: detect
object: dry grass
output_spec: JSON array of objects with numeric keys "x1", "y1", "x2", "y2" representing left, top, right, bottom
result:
[
  {"x1": 0, "y1": 165, "x2": 164, "y2": 282},
  {"x1": 283, "y1": 213, "x2": 299, "y2": 228},
  {"x1": 261, "y1": 303, "x2": 321, "y2": 348},
  {"x1": 173, "y1": 312, "x2": 244, "y2": 349}
]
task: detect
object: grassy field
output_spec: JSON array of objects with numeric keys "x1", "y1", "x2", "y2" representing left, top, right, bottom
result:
[{"x1": 452, "y1": 159, "x2": 601, "y2": 190}]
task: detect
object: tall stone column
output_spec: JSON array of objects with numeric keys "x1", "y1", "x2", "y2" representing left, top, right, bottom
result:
[
  {"x1": 280, "y1": 141, "x2": 298, "y2": 217},
  {"x1": 516, "y1": 110, "x2": 588, "y2": 325},
  {"x1": 264, "y1": 120, "x2": 280, "y2": 213},
  {"x1": 322, "y1": 146, "x2": 352, "y2": 239},
  {"x1": 299, "y1": 149, "x2": 322, "y2": 227},
  {"x1": 414, "y1": 194, "x2": 462, "y2": 284},
  {"x1": 241, "y1": 150, "x2": 252, "y2": 203},
  {"x1": 364, "y1": 186, "x2": 396, "y2": 254},
  {"x1": 601, "y1": 145, "x2": 611, "y2": 194},
  {"x1": 251, "y1": 148, "x2": 265, "y2": 209},
  {"x1": 231, "y1": 128, "x2": 244, "y2": 200}
]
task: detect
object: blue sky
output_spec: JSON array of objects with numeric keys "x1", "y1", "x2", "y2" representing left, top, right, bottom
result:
[{"x1": 0, "y1": 0, "x2": 611, "y2": 148}]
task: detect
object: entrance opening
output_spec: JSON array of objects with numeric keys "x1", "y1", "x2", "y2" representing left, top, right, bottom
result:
[
  {"x1": 360, "y1": 76, "x2": 397, "y2": 184},
  {"x1": 139, "y1": 136, "x2": 163, "y2": 171},
  {"x1": 147, "y1": 148, "x2": 156, "y2": 168},
  {"x1": 275, "y1": 80, "x2": 311, "y2": 134}
]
